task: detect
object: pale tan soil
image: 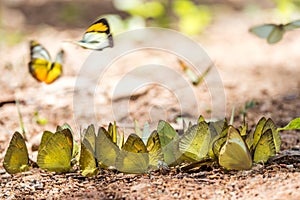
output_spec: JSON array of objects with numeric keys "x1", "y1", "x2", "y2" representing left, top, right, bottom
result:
[{"x1": 0, "y1": 1, "x2": 300, "y2": 199}]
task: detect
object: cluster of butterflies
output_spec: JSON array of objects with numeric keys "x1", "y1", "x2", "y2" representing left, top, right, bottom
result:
[
  {"x1": 3, "y1": 115, "x2": 281, "y2": 176},
  {"x1": 29, "y1": 18, "x2": 113, "y2": 84},
  {"x1": 249, "y1": 19, "x2": 300, "y2": 44}
]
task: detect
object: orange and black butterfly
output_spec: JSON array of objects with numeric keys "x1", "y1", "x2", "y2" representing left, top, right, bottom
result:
[{"x1": 29, "y1": 40, "x2": 64, "y2": 84}]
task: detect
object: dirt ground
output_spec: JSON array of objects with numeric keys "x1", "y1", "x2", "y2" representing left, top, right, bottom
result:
[{"x1": 0, "y1": 0, "x2": 300, "y2": 199}]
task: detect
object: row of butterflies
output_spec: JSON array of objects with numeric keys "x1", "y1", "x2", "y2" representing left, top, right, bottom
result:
[
  {"x1": 3, "y1": 116, "x2": 281, "y2": 176},
  {"x1": 29, "y1": 18, "x2": 113, "y2": 84}
]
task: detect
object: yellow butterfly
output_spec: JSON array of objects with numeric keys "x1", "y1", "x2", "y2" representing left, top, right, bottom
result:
[
  {"x1": 116, "y1": 131, "x2": 163, "y2": 174},
  {"x1": 249, "y1": 118, "x2": 280, "y2": 163},
  {"x1": 75, "y1": 18, "x2": 113, "y2": 50},
  {"x1": 37, "y1": 128, "x2": 73, "y2": 173},
  {"x1": 79, "y1": 125, "x2": 98, "y2": 177},
  {"x1": 249, "y1": 19, "x2": 300, "y2": 44},
  {"x1": 253, "y1": 129, "x2": 276, "y2": 163},
  {"x1": 95, "y1": 126, "x2": 119, "y2": 169},
  {"x1": 157, "y1": 120, "x2": 182, "y2": 166},
  {"x1": 80, "y1": 142, "x2": 98, "y2": 177},
  {"x1": 179, "y1": 122, "x2": 211, "y2": 162},
  {"x1": 218, "y1": 126, "x2": 252, "y2": 170},
  {"x1": 3, "y1": 132, "x2": 30, "y2": 174},
  {"x1": 29, "y1": 40, "x2": 64, "y2": 84},
  {"x1": 115, "y1": 134, "x2": 149, "y2": 174}
]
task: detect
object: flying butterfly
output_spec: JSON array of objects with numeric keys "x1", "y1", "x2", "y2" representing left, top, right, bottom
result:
[
  {"x1": 29, "y1": 40, "x2": 64, "y2": 84},
  {"x1": 218, "y1": 126, "x2": 252, "y2": 170},
  {"x1": 3, "y1": 132, "x2": 30, "y2": 174},
  {"x1": 75, "y1": 18, "x2": 113, "y2": 50},
  {"x1": 249, "y1": 19, "x2": 300, "y2": 44},
  {"x1": 178, "y1": 59, "x2": 212, "y2": 86}
]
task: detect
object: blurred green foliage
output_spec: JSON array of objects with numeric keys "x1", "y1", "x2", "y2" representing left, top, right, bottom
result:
[
  {"x1": 113, "y1": 0, "x2": 212, "y2": 35},
  {"x1": 272, "y1": 0, "x2": 300, "y2": 21}
]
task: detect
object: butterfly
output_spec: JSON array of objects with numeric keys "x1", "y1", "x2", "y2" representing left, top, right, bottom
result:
[
  {"x1": 95, "y1": 126, "x2": 119, "y2": 169},
  {"x1": 157, "y1": 120, "x2": 182, "y2": 166},
  {"x1": 249, "y1": 19, "x2": 300, "y2": 44},
  {"x1": 115, "y1": 131, "x2": 163, "y2": 174},
  {"x1": 218, "y1": 126, "x2": 252, "y2": 170},
  {"x1": 37, "y1": 128, "x2": 73, "y2": 173},
  {"x1": 79, "y1": 124, "x2": 98, "y2": 177},
  {"x1": 248, "y1": 117, "x2": 281, "y2": 163},
  {"x1": 75, "y1": 18, "x2": 113, "y2": 50},
  {"x1": 3, "y1": 132, "x2": 30, "y2": 174},
  {"x1": 179, "y1": 122, "x2": 211, "y2": 162},
  {"x1": 178, "y1": 59, "x2": 212, "y2": 86},
  {"x1": 29, "y1": 40, "x2": 64, "y2": 84}
]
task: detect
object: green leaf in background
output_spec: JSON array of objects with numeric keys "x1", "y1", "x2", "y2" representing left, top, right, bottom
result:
[
  {"x1": 173, "y1": 0, "x2": 212, "y2": 35},
  {"x1": 277, "y1": 117, "x2": 300, "y2": 131}
]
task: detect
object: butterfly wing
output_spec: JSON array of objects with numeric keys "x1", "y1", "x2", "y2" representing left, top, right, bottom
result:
[
  {"x1": 29, "y1": 40, "x2": 52, "y2": 82},
  {"x1": 179, "y1": 122, "x2": 211, "y2": 161},
  {"x1": 30, "y1": 40, "x2": 51, "y2": 60},
  {"x1": 284, "y1": 19, "x2": 300, "y2": 31},
  {"x1": 115, "y1": 134, "x2": 149, "y2": 173},
  {"x1": 37, "y1": 129, "x2": 73, "y2": 173},
  {"x1": 43, "y1": 50, "x2": 64, "y2": 84},
  {"x1": 3, "y1": 132, "x2": 30, "y2": 174},
  {"x1": 95, "y1": 127, "x2": 119, "y2": 168},
  {"x1": 146, "y1": 131, "x2": 163, "y2": 169},
  {"x1": 157, "y1": 120, "x2": 182, "y2": 166},
  {"x1": 218, "y1": 126, "x2": 252, "y2": 170},
  {"x1": 263, "y1": 118, "x2": 281, "y2": 153},
  {"x1": 267, "y1": 25, "x2": 285, "y2": 44},
  {"x1": 82, "y1": 124, "x2": 96, "y2": 152},
  {"x1": 253, "y1": 129, "x2": 276, "y2": 163},
  {"x1": 79, "y1": 141, "x2": 98, "y2": 177},
  {"x1": 76, "y1": 18, "x2": 113, "y2": 50},
  {"x1": 249, "y1": 24, "x2": 277, "y2": 39}
]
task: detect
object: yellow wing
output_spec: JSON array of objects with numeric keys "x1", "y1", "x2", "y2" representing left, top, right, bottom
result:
[
  {"x1": 37, "y1": 129, "x2": 73, "y2": 173},
  {"x1": 3, "y1": 132, "x2": 30, "y2": 174},
  {"x1": 95, "y1": 127, "x2": 119, "y2": 168},
  {"x1": 179, "y1": 122, "x2": 211, "y2": 161},
  {"x1": 115, "y1": 134, "x2": 149, "y2": 174},
  {"x1": 79, "y1": 142, "x2": 98, "y2": 177},
  {"x1": 253, "y1": 129, "x2": 276, "y2": 163},
  {"x1": 218, "y1": 126, "x2": 252, "y2": 170},
  {"x1": 146, "y1": 131, "x2": 163, "y2": 169}
]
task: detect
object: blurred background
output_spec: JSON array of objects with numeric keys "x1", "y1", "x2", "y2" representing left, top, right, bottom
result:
[{"x1": 1, "y1": 0, "x2": 300, "y2": 142}]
